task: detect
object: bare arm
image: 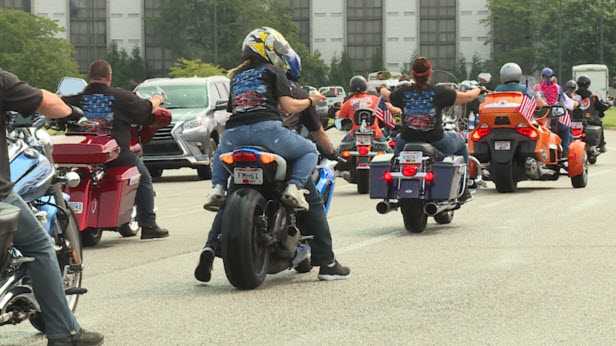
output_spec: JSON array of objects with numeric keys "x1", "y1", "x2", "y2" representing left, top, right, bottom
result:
[
  {"x1": 311, "y1": 127, "x2": 336, "y2": 156},
  {"x1": 454, "y1": 88, "x2": 482, "y2": 105},
  {"x1": 37, "y1": 90, "x2": 72, "y2": 119},
  {"x1": 279, "y1": 93, "x2": 325, "y2": 115},
  {"x1": 149, "y1": 95, "x2": 164, "y2": 113}
]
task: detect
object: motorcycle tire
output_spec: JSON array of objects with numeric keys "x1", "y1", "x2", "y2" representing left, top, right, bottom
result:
[
  {"x1": 588, "y1": 153, "x2": 597, "y2": 165},
  {"x1": 571, "y1": 155, "x2": 588, "y2": 189},
  {"x1": 221, "y1": 188, "x2": 269, "y2": 290},
  {"x1": 294, "y1": 258, "x2": 312, "y2": 274},
  {"x1": 492, "y1": 162, "x2": 517, "y2": 193},
  {"x1": 434, "y1": 210, "x2": 455, "y2": 225},
  {"x1": 356, "y1": 170, "x2": 370, "y2": 194},
  {"x1": 400, "y1": 199, "x2": 427, "y2": 233},
  {"x1": 80, "y1": 228, "x2": 102, "y2": 247}
]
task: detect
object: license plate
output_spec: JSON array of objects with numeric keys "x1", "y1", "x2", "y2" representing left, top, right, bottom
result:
[
  {"x1": 571, "y1": 122, "x2": 583, "y2": 129},
  {"x1": 356, "y1": 134, "x2": 372, "y2": 146},
  {"x1": 494, "y1": 141, "x2": 511, "y2": 151},
  {"x1": 399, "y1": 151, "x2": 423, "y2": 164},
  {"x1": 233, "y1": 167, "x2": 263, "y2": 185},
  {"x1": 68, "y1": 201, "x2": 83, "y2": 214}
]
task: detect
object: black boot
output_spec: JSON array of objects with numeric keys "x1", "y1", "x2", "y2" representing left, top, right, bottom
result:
[
  {"x1": 194, "y1": 247, "x2": 215, "y2": 282},
  {"x1": 47, "y1": 329, "x2": 104, "y2": 346},
  {"x1": 141, "y1": 224, "x2": 169, "y2": 239}
]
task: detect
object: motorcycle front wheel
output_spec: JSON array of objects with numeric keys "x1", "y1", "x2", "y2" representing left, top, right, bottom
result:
[{"x1": 221, "y1": 188, "x2": 270, "y2": 290}]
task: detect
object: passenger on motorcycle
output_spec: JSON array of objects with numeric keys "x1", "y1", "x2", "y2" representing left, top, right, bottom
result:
[
  {"x1": 0, "y1": 69, "x2": 103, "y2": 346},
  {"x1": 337, "y1": 76, "x2": 386, "y2": 141},
  {"x1": 195, "y1": 48, "x2": 350, "y2": 282},
  {"x1": 495, "y1": 63, "x2": 533, "y2": 95},
  {"x1": 387, "y1": 57, "x2": 482, "y2": 201},
  {"x1": 204, "y1": 27, "x2": 324, "y2": 212},
  {"x1": 574, "y1": 75, "x2": 610, "y2": 152},
  {"x1": 64, "y1": 60, "x2": 170, "y2": 239}
]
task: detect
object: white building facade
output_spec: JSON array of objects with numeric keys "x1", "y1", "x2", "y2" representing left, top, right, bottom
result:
[{"x1": 291, "y1": 0, "x2": 492, "y2": 75}]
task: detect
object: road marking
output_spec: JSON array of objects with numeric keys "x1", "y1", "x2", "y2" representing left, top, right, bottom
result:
[{"x1": 336, "y1": 230, "x2": 400, "y2": 254}]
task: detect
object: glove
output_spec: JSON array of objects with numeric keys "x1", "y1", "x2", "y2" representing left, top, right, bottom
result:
[
  {"x1": 152, "y1": 108, "x2": 172, "y2": 128},
  {"x1": 323, "y1": 150, "x2": 338, "y2": 161}
]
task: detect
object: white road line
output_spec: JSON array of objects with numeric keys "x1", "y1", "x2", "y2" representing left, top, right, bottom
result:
[{"x1": 336, "y1": 230, "x2": 401, "y2": 254}]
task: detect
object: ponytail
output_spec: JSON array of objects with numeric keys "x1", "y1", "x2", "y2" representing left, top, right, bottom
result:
[{"x1": 227, "y1": 60, "x2": 251, "y2": 79}]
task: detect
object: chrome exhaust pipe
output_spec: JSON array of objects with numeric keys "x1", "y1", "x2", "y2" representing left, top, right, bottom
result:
[
  {"x1": 424, "y1": 202, "x2": 455, "y2": 216},
  {"x1": 376, "y1": 201, "x2": 399, "y2": 215}
]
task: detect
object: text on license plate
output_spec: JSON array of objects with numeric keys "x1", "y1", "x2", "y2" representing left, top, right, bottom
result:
[
  {"x1": 399, "y1": 151, "x2": 423, "y2": 164},
  {"x1": 233, "y1": 168, "x2": 263, "y2": 185},
  {"x1": 494, "y1": 141, "x2": 511, "y2": 151},
  {"x1": 356, "y1": 134, "x2": 372, "y2": 146}
]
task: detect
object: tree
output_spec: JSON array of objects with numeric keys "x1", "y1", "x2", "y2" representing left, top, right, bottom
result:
[
  {"x1": 0, "y1": 9, "x2": 79, "y2": 90},
  {"x1": 168, "y1": 58, "x2": 225, "y2": 78},
  {"x1": 329, "y1": 51, "x2": 355, "y2": 87},
  {"x1": 469, "y1": 54, "x2": 484, "y2": 82},
  {"x1": 105, "y1": 45, "x2": 146, "y2": 90},
  {"x1": 455, "y1": 56, "x2": 469, "y2": 81},
  {"x1": 370, "y1": 51, "x2": 385, "y2": 72},
  {"x1": 295, "y1": 45, "x2": 329, "y2": 87}
]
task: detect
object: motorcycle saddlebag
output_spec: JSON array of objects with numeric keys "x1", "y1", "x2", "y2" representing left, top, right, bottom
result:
[
  {"x1": 0, "y1": 202, "x2": 20, "y2": 273},
  {"x1": 52, "y1": 135, "x2": 120, "y2": 165},
  {"x1": 369, "y1": 153, "x2": 394, "y2": 199},
  {"x1": 429, "y1": 157, "x2": 466, "y2": 201},
  {"x1": 92, "y1": 166, "x2": 140, "y2": 228},
  {"x1": 584, "y1": 125, "x2": 602, "y2": 147}
]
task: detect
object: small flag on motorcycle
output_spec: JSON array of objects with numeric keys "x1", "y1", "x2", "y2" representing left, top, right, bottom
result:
[
  {"x1": 518, "y1": 95, "x2": 537, "y2": 123},
  {"x1": 375, "y1": 96, "x2": 396, "y2": 129},
  {"x1": 558, "y1": 110, "x2": 572, "y2": 128}
]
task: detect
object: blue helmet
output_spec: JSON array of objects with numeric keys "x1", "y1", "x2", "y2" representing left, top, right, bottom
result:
[
  {"x1": 284, "y1": 48, "x2": 302, "y2": 81},
  {"x1": 542, "y1": 67, "x2": 555, "y2": 79}
]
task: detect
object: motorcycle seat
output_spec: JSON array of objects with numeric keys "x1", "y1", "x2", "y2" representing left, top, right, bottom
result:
[{"x1": 403, "y1": 143, "x2": 445, "y2": 161}]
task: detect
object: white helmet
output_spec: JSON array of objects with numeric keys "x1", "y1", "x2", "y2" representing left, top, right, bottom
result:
[{"x1": 500, "y1": 63, "x2": 523, "y2": 84}]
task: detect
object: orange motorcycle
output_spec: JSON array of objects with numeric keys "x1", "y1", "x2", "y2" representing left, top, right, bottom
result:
[{"x1": 468, "y1": 92, "x2": 587, "y2": 192}]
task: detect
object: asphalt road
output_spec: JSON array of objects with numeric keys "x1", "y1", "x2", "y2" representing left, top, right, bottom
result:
[{"x1": 3, "y1": 131, "x2": 616, "y2": 345}]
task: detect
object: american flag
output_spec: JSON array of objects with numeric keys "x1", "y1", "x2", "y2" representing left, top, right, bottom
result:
[
  {"x1": 558, "y1": 110, "x2": 572, "y2": 127},
  {"x1": 518, "y1": 95, "x2": 537, "y2": 122},
  {"x1": 374, "y1": 96, "x2": 396, "y2": 129}
]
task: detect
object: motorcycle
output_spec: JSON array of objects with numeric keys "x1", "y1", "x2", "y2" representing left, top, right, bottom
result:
[
  {"x1": 336, "y1": 108, "x2": 391, "y2": 194},
  {"x1": 571, "y1": 98, "x2": 611, "y2": 165},
  {"x1": 1, "y1": 112, "x2": 84, "y2": 332},
  {"x1": 468, "y1": 92, "x2": 588, "y2": 192}
]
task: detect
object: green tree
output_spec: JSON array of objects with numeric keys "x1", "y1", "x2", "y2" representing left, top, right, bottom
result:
[
  {"x1": 329, "y1": 51, "x2": 355, "y2": 87},
  {"x1": 105, "y1": 45, "x2": 146, "y2": 90},
  {"x1": 0, "y1": 9, "x2": 79, "y2": 90},
  {"x1": 455, "y1": 56, "x2": 469, "y2": 81},
  {"x1": 295, "y1": 45, "x2": 329, "y2": 87},
  {"x1": 469, "y1": 54, "x2": 484, "y2": 82},
  {"x1": 168, "y1": 58, "x2": 225, "y2": 78}
]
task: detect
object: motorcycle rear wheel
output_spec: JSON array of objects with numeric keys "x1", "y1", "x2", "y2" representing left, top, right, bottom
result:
[
  {"x1": 221, "y1": 189, "x2": 269, "y2": 290},
  {"x1": 571, "y1": 153, "x2": 588, "y2": 189},
  {"x1": 400, "y1": 199, "x2": 427, "y2": 233},
  {"x1": 80, "y1": 228, "x2": 102, "y2": 247},
  {"x1": 492, "y1": 162, "x2": 518, "y2": 193}
]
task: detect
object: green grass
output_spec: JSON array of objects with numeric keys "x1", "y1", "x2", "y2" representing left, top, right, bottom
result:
[{"x1": 605, "y1": 108, "x2": 616, "y2": 128}]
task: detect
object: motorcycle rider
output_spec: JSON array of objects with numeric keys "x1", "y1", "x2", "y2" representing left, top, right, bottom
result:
[
  {"x1": 0, "y1": 68, "x2": 104, "y2": 345},
  {"x1": 203, "y1": 27, "x2": 324, "y2": 212},
  {"x1": 495, "y1": 63, "x2": 533, "y2": 95},
  {"x1": 575, "y1": 75, "x2": 610, "y2": 152},
  {"x1": 64, "y1": 59, "x2": 170, "y2": 239},
  {"x1": 337, "y1": 76, "x2": 386, "y2": 142},
  {"x1": 387, "y1": 57, "x2": 482, "y2": 201},
  {"x1": 195, "y1": 47, "x2": 350, "y2": 282}
]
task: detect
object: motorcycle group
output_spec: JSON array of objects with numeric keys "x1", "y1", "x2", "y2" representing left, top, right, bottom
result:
[{"x1": 0, "y1": 26, "x2": 612, "y2": 345}]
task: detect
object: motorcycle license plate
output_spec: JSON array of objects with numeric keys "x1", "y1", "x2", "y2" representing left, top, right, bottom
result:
[
  {"x1": 494, "y1": 141, "x2": 511, "y2": 151},
  {"x1": 571, "y1": 122, "x2": 583, "y2": 129},
  {"x1": 356, "y1": 134, "x2": 372, "y2": 146},
  {"x1": 233, "y1": 168, "x2": 263, "y2": 185},
  {"x1": 68, "y1": 201, "x2": 83, "y2": 214},
  {"x1": 399, "y1": 151, "x2": 423, "y2": 164}
]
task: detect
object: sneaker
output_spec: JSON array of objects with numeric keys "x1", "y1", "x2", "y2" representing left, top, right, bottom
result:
[
  {"x1": 140, "y1": 224, "x2": 169, "y2": 239},
  {"x1": 194, "y1": 247, "x2": 215, "y2": 283},
  {"x1": 47, "y1": 329, "x2": 104, "y2": 346},
  {"x1": 203, "y1": 185, "x2": 226, "y2": 212},
  {"x1": 318, "y1": 260, "x2": 351, "y2": 281},
  {"x1": 281, "y1": 184, "x2": 309, "y2": 210}
]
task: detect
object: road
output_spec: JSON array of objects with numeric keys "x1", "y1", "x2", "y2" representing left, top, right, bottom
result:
[{"x1": 3, "y1": 131, "x2": 616, "y2": 345}]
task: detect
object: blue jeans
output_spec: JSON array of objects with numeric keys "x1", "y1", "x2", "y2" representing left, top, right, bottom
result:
[
  {"x1": 212, "y1": 121, "x2": 318, "y2": 187},
  {"x1": 4, "y1": 192, "x2": 80, "y2": 338},
  {"x1": 395, "y1": 131, "x2": 469, "y2": 162},
  {"x1": 551, "y1": 119, "x2": 572, "y2": 155}
]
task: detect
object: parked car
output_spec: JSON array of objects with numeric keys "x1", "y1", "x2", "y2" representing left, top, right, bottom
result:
[
  {"x1": 319, "y1": 86, "x2": 346, "y2": 127},
  {"x1": 134, "y1": 76, "x2": 230, "y2": 179}
]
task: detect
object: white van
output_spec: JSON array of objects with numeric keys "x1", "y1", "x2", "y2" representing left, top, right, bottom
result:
[{"x1": 572, "y1": 64, "x2": 609, "y2": 99}]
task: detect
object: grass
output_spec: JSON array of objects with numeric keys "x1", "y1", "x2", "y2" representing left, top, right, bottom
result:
[{"x1": 605, "y1": 108, "x2": 616, "y2": 128}]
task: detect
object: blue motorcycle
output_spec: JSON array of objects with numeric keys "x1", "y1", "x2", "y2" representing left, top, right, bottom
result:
[
  {"x1": 0, "y1": 113, "x2": 84, "y2": 332},
  {"x1": 313, "y1": 156, "x2": 338, "y2": 215}
]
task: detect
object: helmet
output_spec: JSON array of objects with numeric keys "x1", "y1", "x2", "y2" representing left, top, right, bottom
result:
[
  {"x1": 478, "y1": 72, "x2": 492, "y2": 84},
  {"x1": 499, "y1": 63, "x2": 523, "y2": 84},
  {"x1": 565, "y1": 80, "x2": 577, "y2": 91},
  {"x1": 541, "y1": 67, "x2": 555, "y2": 78},
  {"x1": 577, "y1": 75, "x2": 591, "y2": 89},
  {"x1": 242, "y1": 27, "x2": 293, "y2": 71},
  {"x1": 349, "y1": 75, "x2": 367, "y2": 93},
  {"x1": 284, "y1": 47, "x2": 302, "y2": 81}
]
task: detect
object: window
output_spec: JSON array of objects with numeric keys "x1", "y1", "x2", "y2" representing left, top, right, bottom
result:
[
  {"x1": 346, "y1": 0, "x2": 383, "y2": 73},
  {"x1": 289, "y1": 0, "x2": 310, "y2": 49},
  {"x1": 419, "y1": 0, "x2": 457, "y2": 71},
  {"x1": 69, "y1": 0, "x2": 107, "y2": 72},
  {"x1": 136, "y1": 84, "x2": 209, "y2": 109},
  {"x1": 144, "y1": 0, "x2": 176, "y2": 77},
  {"x1": 0, "y1": 0, "x2": 31, "y2": 12}
]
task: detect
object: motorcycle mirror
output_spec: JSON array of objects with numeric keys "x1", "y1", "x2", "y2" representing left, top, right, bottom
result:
[{"x1": 57, "y1": 77, "x2": 87, "y2": 96}]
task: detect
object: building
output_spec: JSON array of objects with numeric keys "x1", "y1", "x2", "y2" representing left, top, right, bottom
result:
[
  {"x1": 289, "y1": 0, "x2": 492, "y2": 75},
  {"x1": 0, "y1": 0, "x2": 175, "y2": 76}
]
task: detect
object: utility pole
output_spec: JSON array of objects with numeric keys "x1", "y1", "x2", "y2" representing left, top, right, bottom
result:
[
  {"x1": 558, "y1": 0, "x2": 563, "y2": 81},
  {"x1": 213, "y1": 0, "x2": 218, "y2": 64},
  {"x1": 599, "y1": 15, "x2": 605, "y2": 64}
]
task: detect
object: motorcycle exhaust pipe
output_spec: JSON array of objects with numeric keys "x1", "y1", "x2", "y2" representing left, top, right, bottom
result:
[
  {"x1": 424, "y1": 202, "x2": 454, "y2": 217},
  {"x1": 376, "y1": 201, "x2": 399, "y2": 215}
]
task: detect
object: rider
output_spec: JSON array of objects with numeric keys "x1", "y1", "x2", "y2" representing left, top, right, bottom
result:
[
  {"x1": 387, "y1": 57, "x2": 482, "y2": 201},
  {"x1": 575, "y1": 75, "x2": 610, "y2": 152},
  {"x1": 337, "y1": 76, "x2": 385, "y2": 142},
  {"x1": 204, "y1": 27, "x2": 324, "y2": 212},
  {"x1": 495, "y1": 63, "x2": 532, "y2": 95},
  {"x1": 64, "y1": 60, "x2": 170, "y2": 239},
  {"x1": 0, "y1": 68, "x2": 104, "y2": 345},
  {"x1": 195, "y1": 48, "x2": 350, "y2": 282}
]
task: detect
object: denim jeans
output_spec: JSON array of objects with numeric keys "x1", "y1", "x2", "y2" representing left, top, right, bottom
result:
[
  {"x1": 4, "y1": 192, "x2": 80, "y2": 338},
  {"x1": 211, "y1": 121, "x2": 318, "y2": 187},
  {"x1": 395, "y1": 131, "x2": 469, "y2": 162},
  {"x1": 205, "y1": 179, "x2": 335, "y2": 266},
  {"x1": 551, "y1": 119, "x2": 572, "y2": 155},
  {"x1": 134, "y1": 157, "x2": 156, "y2": 227}
]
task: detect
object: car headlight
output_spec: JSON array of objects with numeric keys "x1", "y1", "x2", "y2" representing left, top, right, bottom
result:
[{"x1": 183, "y1": 119, "x2": 202, "y2": 130}]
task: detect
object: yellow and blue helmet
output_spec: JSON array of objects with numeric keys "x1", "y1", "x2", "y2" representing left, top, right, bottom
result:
[{"x1": 242, "y1": 27, "x2": 296, "y2": 73}]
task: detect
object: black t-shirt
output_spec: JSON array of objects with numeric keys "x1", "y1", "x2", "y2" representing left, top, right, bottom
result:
[
  {"x1": 283, "y1": 81, "x2": 322, "y2": 133},
  {"x1": 0, "y1": 69, "x2": 43, "y2": 199},
  {"x1": 225, "y1": 63, "x2": 292, "y2": 129},
  {"x1": 390, "y1": 84, "x2": 457, "y2": 142},
  {"x1": 64, "y1": 82, "x2": 154, "y2": 165}
]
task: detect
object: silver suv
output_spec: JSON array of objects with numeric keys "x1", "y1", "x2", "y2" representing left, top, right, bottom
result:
[{"x1": 134, "y1": 76, "x2": 230, "y2": 179}]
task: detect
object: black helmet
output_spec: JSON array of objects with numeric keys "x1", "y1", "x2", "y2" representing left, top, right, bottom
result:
[
  {"x1": 565, "y1": 80, "x2": 577, "y2": 91},
  {"x1": 577, "y1": 75, "x2": 591, "y2": 89},
  {"x1": 349, "y1": 75, "x2": 367, "y2": 93}
]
